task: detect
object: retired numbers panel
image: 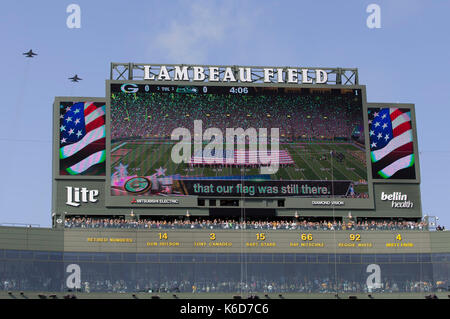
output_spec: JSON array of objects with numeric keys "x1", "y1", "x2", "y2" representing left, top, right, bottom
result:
[{"x1": 63, "y1": 229, "x2": 432, "y2": 254}]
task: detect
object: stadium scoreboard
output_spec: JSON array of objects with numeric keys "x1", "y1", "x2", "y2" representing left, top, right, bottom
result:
[{"x1": 52, "y1": 63, "x2": 422, "y2": 221}]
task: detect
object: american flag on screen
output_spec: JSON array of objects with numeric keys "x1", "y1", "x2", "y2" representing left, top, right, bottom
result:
[
  {"x1": 189, "y1": 149, "x2": 293, "y2": 165},
  {"x1": 368, "y1": 107, "x2": 416, "y2": 179},
  {"x1": 59, "y1": 102, "x2": 106, "y2": 175}
]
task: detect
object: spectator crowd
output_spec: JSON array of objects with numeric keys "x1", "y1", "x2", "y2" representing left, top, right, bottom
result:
[
  {"x1": 111, "y1": 91, "x2": 364, "y2": 142},
  {"x1": 1, "y1": 275, "x2": 442, "y2": 294},
  {"x1": 64, "y1": 217, "x2": 428, "y2": 231}
]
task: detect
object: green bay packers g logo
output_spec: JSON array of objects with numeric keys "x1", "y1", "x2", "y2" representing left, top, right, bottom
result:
[
  {"x1": 124, "y1": 177, "x2": 151, "y2": 194},
  {"x1": 121, "y1": 83, "x2": 139, "y2": 93}
]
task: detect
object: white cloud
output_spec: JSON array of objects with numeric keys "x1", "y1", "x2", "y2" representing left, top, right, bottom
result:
[{"x1": 153, "y1": 1, "x2": 256, "y2": 63}]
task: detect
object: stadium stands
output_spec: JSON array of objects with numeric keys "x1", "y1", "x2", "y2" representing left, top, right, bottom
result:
[
  {"x1": 64, "y1": 217, "x2": 427, "y2": 231},
  {"x1": 0, "y1": 272, "x2": 439, "y2": 294}
]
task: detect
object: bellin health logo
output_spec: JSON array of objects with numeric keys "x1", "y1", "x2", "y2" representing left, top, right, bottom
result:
[{"x1": 380, "y1": 191, "x2": 414, "y2": 208}]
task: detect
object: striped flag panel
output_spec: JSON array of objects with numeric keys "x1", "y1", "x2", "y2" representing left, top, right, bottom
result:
[
  {"x1": 59, "y1": 102, "x2": 106, "y2": 175},
  {"x1": 189, "y1": 149, "x2": 294, "y2": 165},
  {"x1": 368, "y1": 107, "x2": 416, "y2": 179}
]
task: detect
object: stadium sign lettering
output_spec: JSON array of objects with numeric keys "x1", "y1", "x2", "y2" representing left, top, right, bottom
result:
[
  {"x1": 312, "y1": 200, "x2": 344, "y2": 206},
  {"x1": 66, "y1": 186, "x2": 99, "y2": 207},
  {"x1": 380, "y1": 191, "x2": 414, "y2": 208},
  {"x1": 131, "y1": 198, "x2": 179, "y2": 204},
  {"x1": 143, "y1": 65, "x2": 328, "y2": 84}
]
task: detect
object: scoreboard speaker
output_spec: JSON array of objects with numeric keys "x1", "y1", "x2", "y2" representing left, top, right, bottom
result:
[
  {"x1": 197, "y1": 199, "x2": 205, "y2": 206},
  {"x1": 220, "y1": 199, "x2": 239, "y2": 206}
]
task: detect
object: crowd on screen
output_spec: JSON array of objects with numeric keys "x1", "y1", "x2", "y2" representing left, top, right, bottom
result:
[
  {"x1": 64, "y1": 217, "x2": 428, "y2": 231},
  {"x1": 111, "y1": 92, "x2": 364, "y2": 142}
]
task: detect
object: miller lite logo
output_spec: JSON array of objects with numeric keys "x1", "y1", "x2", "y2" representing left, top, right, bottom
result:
[{"x1": 66, "y1": 186, "x2": 99, "y2": 207}]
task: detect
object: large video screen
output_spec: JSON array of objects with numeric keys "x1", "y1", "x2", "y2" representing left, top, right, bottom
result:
[
  {"x1": 109, "y1": 84, "x2": 369, "y2": 200},
  {"x1": 368, "y1": 107, "x2": 416, "y2": 180},
  {"x1": 59, "y1": 101, "x2": 106, "y2": 176}
]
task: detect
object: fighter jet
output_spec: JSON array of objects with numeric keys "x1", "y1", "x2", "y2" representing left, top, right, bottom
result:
[
  {"x1": 69, "y1": 75, "x2": 82, "y2": 82},
  {"x1": 23, "y1": 49, "x2": 37, "y2": 57}
]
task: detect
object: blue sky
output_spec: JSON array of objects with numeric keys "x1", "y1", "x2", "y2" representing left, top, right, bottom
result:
[{"x1": 0, "y1": 0, "x2": 449, "y2": 227}]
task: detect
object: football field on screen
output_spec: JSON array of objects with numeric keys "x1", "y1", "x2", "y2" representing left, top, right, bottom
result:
[{"x1": 111, "y1": 140, "x2": 368, "y2": 186}]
